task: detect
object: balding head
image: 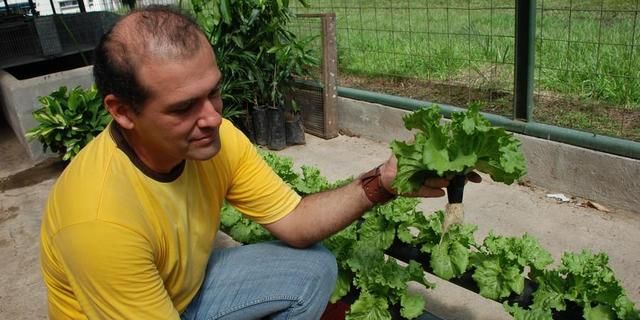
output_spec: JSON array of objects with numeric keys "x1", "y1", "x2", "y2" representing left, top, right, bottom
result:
[{"x1": 93, "y1": 6, "x2": 208, "y2": 113}]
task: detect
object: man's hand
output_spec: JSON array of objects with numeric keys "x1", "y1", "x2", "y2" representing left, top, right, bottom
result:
[
  {"x1": 267, "y1": 155, "x2": 483, "y2": 248},
  {"x1": 378, "y1": 155, "x2": 482, "y2": 198}
]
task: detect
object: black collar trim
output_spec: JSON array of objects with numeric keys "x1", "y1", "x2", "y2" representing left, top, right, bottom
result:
[{"x1": 109, "y1": 123, "x2": 185, "y2": 183}]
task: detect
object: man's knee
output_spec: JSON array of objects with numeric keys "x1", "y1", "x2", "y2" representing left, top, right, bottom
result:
[{"x1": 306, "y1": 244, "x2": 338, "y2": 289}]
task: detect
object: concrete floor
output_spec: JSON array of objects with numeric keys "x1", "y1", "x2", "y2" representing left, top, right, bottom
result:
[{"x1": 1, "y1": 119, "x2": 639, "y2": 319}]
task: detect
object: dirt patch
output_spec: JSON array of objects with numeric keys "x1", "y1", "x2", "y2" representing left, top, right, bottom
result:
[
  {"x1": 0, "y1": 206, "x2": 19, "y2": 225},
  {"x1": 0, "y1": 159, "x2": 65, "y2": 192},
  {"x1": 533, "y1": 92, "x2": 640, "y2": 140},
  {"x1": 0, "y1": 239, "x2": 10, "y2": 248},
  {"x1": 337, "y1": 73, "x2": 640, "y2": 142},
  {"x1": 338, "y1": 128, "x2": 361, "y2": 138},
  {"x1": 339, "y1": 73, "x2": 513, "y2": 115}
]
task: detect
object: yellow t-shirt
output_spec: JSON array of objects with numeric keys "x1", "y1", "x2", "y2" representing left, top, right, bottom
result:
[{"x1": 40, "y1": 119, "x2": 301, "y2": 319}]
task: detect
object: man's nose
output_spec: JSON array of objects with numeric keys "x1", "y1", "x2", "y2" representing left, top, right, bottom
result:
[{"x1": 198, "y1": 99, "x2": 222, "y2": 128}]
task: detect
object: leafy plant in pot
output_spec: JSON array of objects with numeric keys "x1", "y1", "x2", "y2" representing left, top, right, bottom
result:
[
  {"x1": 271, "y1": 35, "x2": 318, "y2": 147},
  {"x1": 215, "y1": 46, "x2": 259, "y2": 139},
  {"x1": 188, "y1": 0, "x2": 264, "y2": 142},
  {"x1": 284, "y1": 98, "x2": 306, "y2": 145},
  {"x1": 26, "y1": 85, "x2": 112, "y2": 162},
  {"x1": 189, "y1": 0, "x2": 316, "y2": 149}
]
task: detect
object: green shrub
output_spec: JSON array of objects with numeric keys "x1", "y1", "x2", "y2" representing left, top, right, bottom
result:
[
  {"x1": 26, "y1": 85, "x2": 111, "y2": 161},
  {"x1": 189, "y1": 0, "x2": 317, "y2": 117}
]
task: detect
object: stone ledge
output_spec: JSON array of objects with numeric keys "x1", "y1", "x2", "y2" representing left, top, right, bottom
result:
[{"x1": 335, "y1": 97, "x2": 640, "y2": 213}]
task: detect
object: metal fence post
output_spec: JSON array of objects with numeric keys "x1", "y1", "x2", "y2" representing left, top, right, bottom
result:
[
  {"x1": 78, "y1": 0, "x2": 86, "y2": 13},
  {"x1": 514, "y1": 0, "x2": 536, "y2": 121}
]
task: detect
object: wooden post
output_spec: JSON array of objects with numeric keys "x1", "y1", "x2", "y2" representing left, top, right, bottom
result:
[{"x1": 321, "y1": 13, "x2": 338, "y2": 138}]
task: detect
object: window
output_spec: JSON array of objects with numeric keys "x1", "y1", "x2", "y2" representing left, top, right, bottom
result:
[{"x1": 58, "y1": 0, "x2": 78, "y2": 8}]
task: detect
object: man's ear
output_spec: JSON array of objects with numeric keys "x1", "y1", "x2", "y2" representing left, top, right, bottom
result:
[{"x1": 104, "y1": 94, "x2": 136, "y2": 130}]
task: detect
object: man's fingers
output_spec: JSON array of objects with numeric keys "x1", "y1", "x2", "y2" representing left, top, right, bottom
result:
[
  {"x1": 466, "y1": 171, "x2": 482, "y2": 183},
  {"x1": 391, "y1": 171, "x2": 482, "y2": 199},
  {"x1": 424, "y1": 177, "x2": 449, "y2": 189},
  {"x1": 410, "y1": 186, "x2": 446, "y2": 198}
]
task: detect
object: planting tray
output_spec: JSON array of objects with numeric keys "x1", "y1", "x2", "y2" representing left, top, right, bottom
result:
[
  {"x1": 384, "y1": 240, "x2": 583, "y2": 320},
  {"x1": 321, "y1": 288, "x2": 445, "y2": 320}
]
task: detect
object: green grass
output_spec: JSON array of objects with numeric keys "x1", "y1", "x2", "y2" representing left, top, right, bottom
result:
[{"x1": 289, "y1": 0, "x2": 640, "y2": 141}]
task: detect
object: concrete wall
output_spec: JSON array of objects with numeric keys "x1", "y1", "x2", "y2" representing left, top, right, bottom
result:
[
  {"x1": 336, "y1": 97, "x2": 640, "y2": 213},
  {"x1": 0, "y1": 65, "x2": 94, "y2": 161}
]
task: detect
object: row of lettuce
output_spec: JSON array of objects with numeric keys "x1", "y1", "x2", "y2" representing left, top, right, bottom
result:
[{"x1": 221, "y1": 151, "x2": 639, "y2": 320}]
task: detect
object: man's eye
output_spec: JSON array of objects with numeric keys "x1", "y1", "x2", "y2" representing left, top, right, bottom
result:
[
  {"x1": 174, "y1": 102, "x2": 194, "y2": 113},
  {"x1": 209, "y1": 88, "x2": 221, "y2": 98}
]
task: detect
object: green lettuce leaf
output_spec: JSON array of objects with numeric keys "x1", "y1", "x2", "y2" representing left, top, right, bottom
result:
[
  {"x1": 220, "y1": 202, "x2": 241, "y2": 228},
  {"x1": 561, "y1": 251, "x2": 622, "y2": 306},
  {"x1": 615, "y1": 295, "x2": 640, "y2": 320},
  {"x1": 324, "y1": 224, "x2": 358, "y2": 269},
  {"x1": 346, "y1": 243, "x2": 386, "y2": 274},
  {"x1": 531, "y1": 250, "x2": 640, "y2": 319},
  {"x1": 359, "y1": 213, "x2": 396, "y2": 251},
  {"x1": 346, "y1": 291, "x2": 392, "y2": 320},
  {"x1": 294, "y1": 165, "x2": 331, "y2": 195},
  {"x1": 503, "y1": 303, "x2": 554, "y2": 320},
  {"x1": 391, "y1": 104, "x2": 526, "y2": 194},
  {"x1": 397, "y1": 206, "x2": 438, "y2": 247},
  {"x1": 400, "y1": 291, "x2": 425, "y2": 319},
  {"x1": 530, "y1": 271, "x2": 567, "y2": 311},
  {"x1": 584, "y1": 304, "x2": 616, "y2": 320},
  {"x1": 375, "y1": 197, "x2": 422, "y2": 224},
  {"x1": 219, "y1": 202, "x2": 274, "y2": 244},
  {"x1": 227, "y1": 217, "x2": 273, "y2": 244},
  {"x1": 259, "y1": 150, "x2": 299, "y2": 185},
  {"x1": 472, "y1": 258, "x2": 523, "y2": 300},
  {"x1": 330, "y1": 271, "x2": 353, "y2": 303},
  {"x1": 472, "y1": 233, "x2": 553, "y2": 300},
  {"x1": 429, "y1": 223, "x2": 477, "y2": 280}
]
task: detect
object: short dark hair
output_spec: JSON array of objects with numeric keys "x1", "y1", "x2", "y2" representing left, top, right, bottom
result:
[{"x1": 93, "y1": 5, "x2": 206, "y2": 113}]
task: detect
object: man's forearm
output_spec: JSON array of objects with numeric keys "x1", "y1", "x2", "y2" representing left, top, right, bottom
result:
[
  {"x1": 263, "y1": 157, "x2": 457, "y2": 248},
  {"x1": 265, "y1": 178, "x2": 374, "y2": 248}
]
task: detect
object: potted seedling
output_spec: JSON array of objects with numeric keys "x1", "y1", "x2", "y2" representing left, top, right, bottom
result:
[{"x1": 284, "y1": 98, "x2": 306, "y2": 145}]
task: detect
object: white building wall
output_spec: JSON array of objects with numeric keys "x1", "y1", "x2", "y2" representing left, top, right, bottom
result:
[{"x1": 3, "y1": 0, "x2": 178, "y2": 17}]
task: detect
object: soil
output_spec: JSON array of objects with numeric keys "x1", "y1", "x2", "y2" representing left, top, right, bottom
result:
[
  {"x1": 0, "y1": 159, "x2": 65, "y2": 192},
  {"x1": 337, "y1": 73, "x2": 640, "y2": 142}
]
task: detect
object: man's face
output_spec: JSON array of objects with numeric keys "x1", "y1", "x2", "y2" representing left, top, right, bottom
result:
[{"x1": 129, "y1": 42, "x2": 224, "y2": 170}]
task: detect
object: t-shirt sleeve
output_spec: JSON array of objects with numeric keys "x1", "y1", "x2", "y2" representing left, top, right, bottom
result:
[
  {"x1": 223, "y1": 122, "x2": 301, "y2": 224},
  {"x1": 50, "y1": 221, "x2": 180, "y2": 320}
]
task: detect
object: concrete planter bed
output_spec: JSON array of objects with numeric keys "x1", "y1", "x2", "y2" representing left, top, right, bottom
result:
[
  {"x1": 322, "y1": 288, "x2": 444, "y2": 320},
  {"x1": 385, "y1": 241, "x2": 585, "y2": 320},
  {"x1": 0, "y1": 65, "x2": 94, "y2": 161},
  {"x1": 0, "y1": 11, "x2": 117, "y2": 162}
]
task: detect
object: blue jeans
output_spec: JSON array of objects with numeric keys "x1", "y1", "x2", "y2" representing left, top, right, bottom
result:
[{"x1": 180, "y1": 241, "x2": 337, "y2": 320}]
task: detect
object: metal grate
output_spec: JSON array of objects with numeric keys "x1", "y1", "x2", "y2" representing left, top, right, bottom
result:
[
  {"x1": 291, "y1": 13, "x2": 339, "y2": 139},
  {"x1": 294, "y1": 86, "x2": 326, "y2": 137}
]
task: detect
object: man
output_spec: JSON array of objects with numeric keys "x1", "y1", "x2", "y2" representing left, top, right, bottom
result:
[{"x1": 40, "y1": 6, "x2": 479, "y2": 320}]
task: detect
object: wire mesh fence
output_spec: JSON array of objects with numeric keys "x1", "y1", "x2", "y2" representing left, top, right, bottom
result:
[
  {"x1": 291, "y1": 0, "x2": 518, "y2": 116},
  {"x1": 534, "y1": 0, "x2": 640, "y2": 142},
  {"x1": 290, "y1": 0, "x2": 640, "y2": 142}
]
